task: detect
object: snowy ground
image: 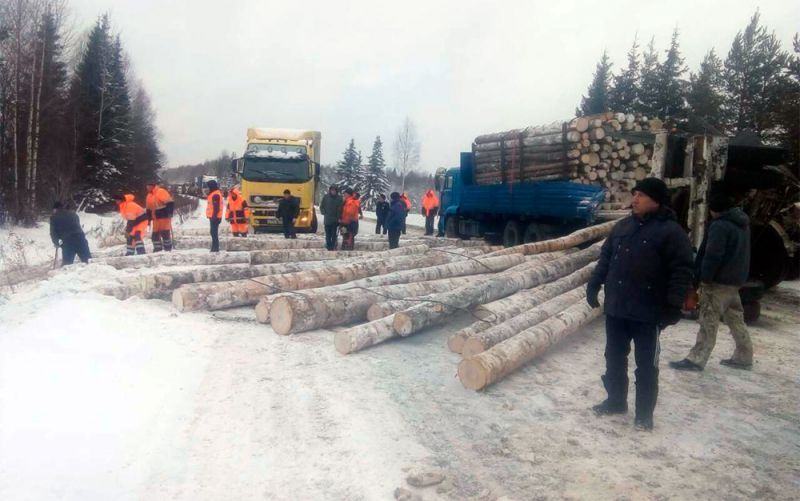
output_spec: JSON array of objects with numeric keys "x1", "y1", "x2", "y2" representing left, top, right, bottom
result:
[{"x1": 1, "y1": 209, "x2": 798, "y2": 500}]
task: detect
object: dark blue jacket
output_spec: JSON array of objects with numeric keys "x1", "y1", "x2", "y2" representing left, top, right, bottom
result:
[
  {"x1": 385, "y1": 200, "x2": 407, "y2": 232},
  {"x1": 696, "y1": 208, "x2": 750, "y2": 286},
  {"x1": 589, "y1": 206, "x2": 693, "y2": 323}
]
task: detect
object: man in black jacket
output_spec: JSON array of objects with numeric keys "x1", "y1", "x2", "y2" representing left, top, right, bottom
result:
[
  {"x1": 276, "y1": 189, "x2": 300, "y2": 239},
  {"x1": 587, "y1": 178, "x2": 693, "y2": 431},
  {"x1": 50, "y1": 201, "x2": 92, "y2": 265},
  {"x1": 670, "y1": 193, "x2": 753, "y2": 371},
  {"x1": 375, "y1": 194, "x2": 389, "y2": 234}
]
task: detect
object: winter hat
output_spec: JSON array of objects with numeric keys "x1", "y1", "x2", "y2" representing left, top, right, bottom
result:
[
  {"x1": 708, "y1": 191, "x2": 733, "y2": 212},
  {"x1": 390, "y1": 192, "x2": 400, "y2": 200},
  {"x1": 206, "y1": 179, "x2": 219, "y2": 191},
  {"x1": 632, "y1": 177, "x2": 669, "y2": 206}
]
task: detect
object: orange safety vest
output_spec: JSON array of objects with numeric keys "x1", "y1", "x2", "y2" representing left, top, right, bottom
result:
[
  {"x1": 207, "y1": 189, "x2": 223, "y2": 219},
  {"x1": 422, "y1": 190, "x2": 439, "y2": 216},
  {"x1": 341, "y1": 195, "x2": 361, "y2": 223},
  {"x1": 119, "y1": 194, "x2": 149, "y2": 236},
  {"x1": 226, "y1": 189, "x2": 251, "y2": 223},
  {"x1": 401, "y1": 193, "x2": 412, "y2": 210},
  {"x1": 146, "y1": 185, "x2": 173, "y2": 232}
]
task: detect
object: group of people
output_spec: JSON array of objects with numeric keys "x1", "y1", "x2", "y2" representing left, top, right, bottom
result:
[
  {"x1": 319, "y1": 186, "x2": 441, "y2": 251},
  {"x1": 587, "y1": 177, "x2": 753, "y2": 431}
]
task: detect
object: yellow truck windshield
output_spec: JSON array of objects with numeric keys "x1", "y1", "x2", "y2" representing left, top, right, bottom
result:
[{"x1": 242, "y1": 156, "x2": 311, "y2": 182}]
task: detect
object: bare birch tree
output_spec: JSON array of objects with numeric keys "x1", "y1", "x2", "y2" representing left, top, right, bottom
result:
[{"x1": 392, "y1": 116, "x2": 420, "y2": 192}]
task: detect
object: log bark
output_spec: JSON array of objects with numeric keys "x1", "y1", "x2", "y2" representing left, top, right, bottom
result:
[
  {"x1": 334, "y1": 315, "x2": 397, "y2": 355},
  {"x1": 461, "y1": 287, "x2": 586, "y2": 357},
  {"x1": 173, "y1": 250, "x2": 449, "y2": 312},
  {"x1": 391, "y1": 244, "x2": 601, "y2": 337},
  {"x1": 94, "y1": 251, "x2": 252, "y2": 270},
  {"x1": 250, "y1": 248, "x2": 372, "y2": 265},
  {"x1": 253, "y1": 254, "x2": 526, "y2": 323},
  {"x1": 458, "y1": 298, "x2": 602, "y2": 390},
  {"x1": 448, "y1": 263, "x2": 595, "y2": 353},
  {"x1": 485, "y1": 220, "x2": 616, "y2": 257},
  {"x1": 268, "y1": 274, "x2": 491, "y2": 335}
]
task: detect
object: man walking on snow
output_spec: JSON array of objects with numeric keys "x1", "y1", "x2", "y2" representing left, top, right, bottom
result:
[
  {"x1": 421, "y1": 189, "x2": 439, "y2": 236},
  {"x1": 670, "y1": 191, "x2": 754, "y2": 371},
  {"x1": 586, "y1": 178, "x2": 693, "y2": 431}
]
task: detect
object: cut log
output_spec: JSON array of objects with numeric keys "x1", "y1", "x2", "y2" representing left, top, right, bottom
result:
[
  {"x1": 579, "y1": 153, "x2": 600, "y2": 167},
  {"x1": 94, "y1": 251, "x2": 252, "y2": 270},
  {"x1": 172, "y1": 246, "x2": 442, "y2": 311},
  {"x1": 391, "y1": 244, "x2": 601, "y2": 337},
  {"x1": 268, "y1": 274, "x2": 491, "y2": 335},
  {"x1": 250, "y1": 248, "x2": 371, "y2": 265},
  {"x1": 630, "y1": 143, "x2": 646, "y2": 155},
  {"x1": 255, "y1": 253, "x2": 526, "y2": 322},
  {"x1": 334, "y1": 315, "x2": 397, "y2": 355},
  {"x1": 458, "y1": 298, "x2": 602, "y2": 390},
  {"x1": 448, "y1": 263, "x2": 595, "y2": 353},
  {"x1": 461, "y1": 287, "x2": 587, "y2": 357},
  {"x1": 485, "y1": 220, "x2": 616, "y2": 257}
]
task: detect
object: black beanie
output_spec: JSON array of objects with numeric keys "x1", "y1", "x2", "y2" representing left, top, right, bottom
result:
[
  {"x1": 708, "y1": 191, "x2": 733, "y2": 212},
  {"x1": 632, "y1": 177, "x2": 669, "y2": 206}
]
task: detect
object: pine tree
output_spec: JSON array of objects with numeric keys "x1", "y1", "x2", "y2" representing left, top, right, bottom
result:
[
  {"x1": 687, "y1": 49, "x2": 728, "y2": 133},
  {"x1": 656, "y1": 28, "x2": 688, "y2": 125},
  {"x1": 105, "y1": 35, "x2": 134, "y2": 191},
  {"x1": 579, "y1": 51, "x2": 612, "y2": 115},
  {"x1": 770, "y1": 34, "x2": 800, "y2": 162},
  {"x1": 638, "y1": 38, "x2": 661, "y2": 117},
  {"x1": 724, "y1": 11, "x2": 789, "y2": 136},
  {"x1": 609, "y1": 37, "x2": 640, "y2": 112},
  {"x1": 335, "y1": 139, "x2": 362, "y2": 190},
  {"x1": 130, "y1": 83, "x2": 163, "y2": 188},
  {"x1": 361, "y1": 136, "x2": 390, "y2": 210}
]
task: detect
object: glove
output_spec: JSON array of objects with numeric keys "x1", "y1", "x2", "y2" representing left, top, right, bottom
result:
[
  {"x1": 659, "y1": 306, "x2": 683, "y2": 330},
  {"x1": 586, "y1": 282, "x2": 601, "y2": 308}
]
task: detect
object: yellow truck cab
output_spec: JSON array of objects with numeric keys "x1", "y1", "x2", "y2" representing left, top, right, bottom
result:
[{"x1": 234, "y1": 128, "x2": 320, "y2": 233}]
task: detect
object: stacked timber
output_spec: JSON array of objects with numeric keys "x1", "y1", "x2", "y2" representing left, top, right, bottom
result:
[{"x1": 472, "y1": 112, "x2": 664, "y2": 205}]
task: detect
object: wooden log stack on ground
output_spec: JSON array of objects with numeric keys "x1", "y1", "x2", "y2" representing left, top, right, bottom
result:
[{"x1": 472, "y1": 112, "x2": 664, "y2": 205}]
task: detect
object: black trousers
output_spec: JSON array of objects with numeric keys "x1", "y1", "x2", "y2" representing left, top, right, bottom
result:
[
  {"x1": 425, "y1": 215, "x2": 436, "y2": 235},
  {"x1": 388, "y1": 230, "x2": 401, "y2": 249},
  {"x1": 209, "y1": 218, "x2": 221, "y2": 252},
  {"x1": 401, "y1": 211, "x2": 408, "y2": 234},
  {"x1": 375, "y1": 219, "x2": 387, "y2": 234},
  {"x1": 324, "y1": 223, "x2": 338, "y2": 251},
  {"x1": 603, "y1": 315, "x2": 660, "y2": 420},
  {"x1": 282, "y1": 217, "x2": 296, "y2": 239},
  {"x1": 61, "y1": 235, "x2": 91, "y2": 265}
]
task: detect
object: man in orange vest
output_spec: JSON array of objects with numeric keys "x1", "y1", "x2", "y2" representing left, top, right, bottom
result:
[
  {"x1": 145, "y1": 181, "x2": 175, "y2": 252},
  {"x1": 421, "y1": 189, "x2": 440, "y2": 236},
  {"x1": 340, "y1": 188, "x2": 361, "y2": 251},
  {"x1": 226, "y1": 187, "x2": 251, "y2": 237},
  {"x1": 400, "y1": 192, "x2": 412, "y2": 234},
  {"x1": 206, "y1": 180, "x2": 223, "y2": 252},
  {"x1": 117, "y1": 194, "x2": 148, "y2": 255}
]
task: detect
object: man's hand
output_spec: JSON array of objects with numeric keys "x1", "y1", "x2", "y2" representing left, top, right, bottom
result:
[
  {"x1": 586, "y1": 283, "x2": 601, "y2": 309},
  {"x1": 659, "y1": 307, "x2": 683, "y2": 330}
]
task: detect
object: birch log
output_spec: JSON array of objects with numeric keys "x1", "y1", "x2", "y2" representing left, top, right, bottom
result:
[
  {"x1": 458, "y1": 298, "x2": 602, "y2": 390},
  {"x1": 253, "y1": 253, "x2": 526, "y2": 323},
  {"x1": 94, "y1": 251, "x2": 252, "y2": 270},
  {"x1": 334, "y1": 315, "x2": 398, "y2": 355},
  {"x1": 461, "y1": 287, "x2": 586, "y2": 357},
  {"x1": 448, "y1": 263, "x2": 595, "y2": 353},
  {"x1": 172, "y1": 252, "x2": 450, "y2": 312},
  {"x1": 485, "y1": 220, "x2": 616, "y2": 257},
  {"x1": 268, "y1": 274, "x2": 490, "y2": 335},
  {"x1": 249, "y1": 248, "x2": 372, "y2": 265},
  {"x1": 392, "y1": 243, "x2": 601, "y2": 337}
]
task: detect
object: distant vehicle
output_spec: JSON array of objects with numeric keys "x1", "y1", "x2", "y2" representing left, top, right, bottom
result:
[{"x1": 232, "y1": 128, "x2": 320, "y2": 233}]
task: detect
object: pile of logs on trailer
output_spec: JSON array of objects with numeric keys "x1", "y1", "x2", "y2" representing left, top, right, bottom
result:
[
  {"x1": 473, "y1": 112, "x2": 664, "y2": 205},
  {"x1": 84, "y1": 221, "x2": 617, "y2": 391}
]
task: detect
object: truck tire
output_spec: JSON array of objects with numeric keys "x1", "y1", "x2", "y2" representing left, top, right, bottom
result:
[
  {"x1": 445, "y1": 216, "x2": 459, "y2": 238},
  {"x1": 503, "y1": 221, "x2": 522, "y2": 248},
  {"x1": 523, "y1": 222, "x2": 545, "y2": 243}
]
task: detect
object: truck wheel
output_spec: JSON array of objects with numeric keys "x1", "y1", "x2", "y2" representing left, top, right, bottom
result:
[
  {"x1": 503, "y1": 221, "x2": 522, "y2": 247},
  {"x1": 523, "y1": 222, "x2": 545, "y2": 243},
  {"x1": 445, "y1": 217, "x2": 458, "y2": 238}
]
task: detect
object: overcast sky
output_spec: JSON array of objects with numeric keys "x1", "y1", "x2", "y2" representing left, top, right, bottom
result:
[{"x1": 68, "y1": 0, "x2": 798, "y2": 171}]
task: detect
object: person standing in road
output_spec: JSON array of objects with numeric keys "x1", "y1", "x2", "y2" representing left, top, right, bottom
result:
[
  {"x1": 421, "y1": 189, "x2": 440, "y2": 236},
  {"x1": 375, "y1": 194, "x2": 390, "y2": 235},
  {"x1": 586, "y1": 178, "x2": 693, "y2": 431},
  {"x1": 226, "y1": 187, "x2": 251, "y2": 237},
  {"x1": 145, "y1": 181, "x2": 175, "y2": 252},
  {"x1": 320, "y1": 185, "x2": 343, "y2": 251},
  {"x1": 50, "y1": 202, "x2": 92, "y2": 265},
  {"x1": 385, "y1": 192, "x2": 407, "y2": 249},
  {"x1": 206, "y1": 180, "x2": 223, "y2": 252},
  {"x1": 670, "y1": 192, "x2": 754, "y2": 371},
  {"x1": 277, "y1": 189, "x2": 300, "y2": 239}
]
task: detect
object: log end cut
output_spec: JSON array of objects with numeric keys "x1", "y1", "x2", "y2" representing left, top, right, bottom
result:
[
  {"x1": 458, "y1": 358, "x2": 489, "y2": 391},
  {"x1": 366, "y1": 303, "x2": 389, "y2": 322},
  {"x1": 172, "y1": 289, "x2": 187, "y2": 312},
  {"x1": 334, "y1": 331, "x2": 354, "y2": 355},
  {"x1": 392, "y1": 313, "x2": 413, "y2": 336},
  {"x1": 254, "y1": 299, "x2": 271, "y2": 324},
  {"x1": 447, "y1": 333, "x2": 467, "y2": 354},
  {"x1": 269, "y1": 296, "x2": 295, "y2": 336},
  {"x1": 461, "y1": 337, "x2": 488, "y2": 359}
]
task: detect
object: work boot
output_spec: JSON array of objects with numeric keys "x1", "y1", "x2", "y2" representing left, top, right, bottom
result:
[
  {"x1": 669, "y1": 359, "x2": 703, "y2": 371},
  {"x1": 720, "y1": 358, "x2": 752, "y2": 370},
  {"x1": 634, "y1": 416, "x2": 654, "y2": 431},
  {"x1": 592, "y1": 399, "x2": 628, "y2": 416}
]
